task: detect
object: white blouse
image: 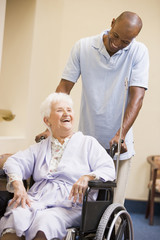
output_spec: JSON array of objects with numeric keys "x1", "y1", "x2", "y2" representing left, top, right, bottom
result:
[{"x1": 49, "y1": 136, "x2": 70, "y2": 174}]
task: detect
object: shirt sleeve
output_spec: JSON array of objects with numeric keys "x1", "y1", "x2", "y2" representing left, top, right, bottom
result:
[
  {"x1": 3, "y1": 144, "x2": 38, "y2": 180},
  {"x1": 129, "y1": 43, "x2": 149, "y2": 90},
  {"x1": 61, "y1": 40, "x2": 81, "y2": 83}
]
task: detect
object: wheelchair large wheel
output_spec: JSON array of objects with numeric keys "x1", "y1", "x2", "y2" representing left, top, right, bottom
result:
[{"x1": 95, "y1": 203, "x2": 134, "y2": 240}]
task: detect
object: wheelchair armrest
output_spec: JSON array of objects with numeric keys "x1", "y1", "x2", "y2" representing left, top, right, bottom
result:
[
  {"x1": 88, "y1": 179, "x2": 116, "y2": 189},
  {"x1": 81, "y1": 179, "x2": 116, "y2": 233}
]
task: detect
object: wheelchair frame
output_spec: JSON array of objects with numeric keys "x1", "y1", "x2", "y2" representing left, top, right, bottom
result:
[{"x1": 65, "y1": 179, "x2": 133, "y2": 240}]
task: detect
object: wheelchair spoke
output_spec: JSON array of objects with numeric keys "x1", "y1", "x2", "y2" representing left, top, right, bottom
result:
[{"x1": 116, "y1": 219, "x2": 127, "y2": 240}]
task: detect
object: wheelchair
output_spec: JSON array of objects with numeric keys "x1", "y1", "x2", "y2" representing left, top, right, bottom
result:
[
  {"x1": 0, "y1": 147, "x2": 134, "y2": 240},
  {"x1": 65, "y1": 179, "x2": 133, "y2": 240}
]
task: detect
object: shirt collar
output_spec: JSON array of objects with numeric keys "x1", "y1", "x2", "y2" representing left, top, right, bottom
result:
[
  {"x1": 92, "y1": 30, "x2": 134, "y2": 55},
  {"x1": 51, "y1": 136, "x2": 70, "y2": 146}
]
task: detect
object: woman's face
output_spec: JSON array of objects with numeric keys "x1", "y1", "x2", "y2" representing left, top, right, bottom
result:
[{"x1": 45, "y1": 100, "x2": 74, "y2": 135}]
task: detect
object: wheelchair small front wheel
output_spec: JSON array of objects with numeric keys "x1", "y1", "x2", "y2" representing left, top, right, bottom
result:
[{"x1": 95, "y1": 203, "x2": 134, "y2": 240}]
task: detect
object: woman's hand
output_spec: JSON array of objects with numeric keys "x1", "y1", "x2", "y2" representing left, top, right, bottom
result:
[
  {"x1": 69, "y1": 175, "x2": 95, "y2": 203},
  {"x1": 8, "y1": 180, "x2": 32, "y2": 209}
]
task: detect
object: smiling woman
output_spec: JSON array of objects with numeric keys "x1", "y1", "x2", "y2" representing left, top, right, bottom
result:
[
  {"x1": 42, "y1": 93, "x2": 74, "y2": 143},
  {"x1": 0, "y1": 92, "x2": 115, "y2": 240}
]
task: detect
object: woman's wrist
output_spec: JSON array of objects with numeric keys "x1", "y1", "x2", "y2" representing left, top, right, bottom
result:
[
  {"x1": 84, "y1": 174, "x2": 99, "y2": 180},
  {"x1": 12, "y1": 180, "x2": 23, "y2": 189}
]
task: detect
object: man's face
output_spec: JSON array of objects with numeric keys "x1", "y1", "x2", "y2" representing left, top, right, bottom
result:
[{"x1": 105, "y1": 19, "x2": 137, "y2": 54}]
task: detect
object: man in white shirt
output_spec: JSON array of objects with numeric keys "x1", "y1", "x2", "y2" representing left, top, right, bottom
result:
[{"x1": 36, "y1": 11, "x2": 149, "y2": 205}]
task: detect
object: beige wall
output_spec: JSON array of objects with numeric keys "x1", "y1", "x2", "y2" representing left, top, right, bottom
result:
[
  {"x1": 0, "y1": 0, "x2": 160, "y2": 201},
  {"x1": 0, "y1": 0, "x2": 6, "y2": 70}
]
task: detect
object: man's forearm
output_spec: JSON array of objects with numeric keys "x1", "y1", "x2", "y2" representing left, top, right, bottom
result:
[
  {"x1": 56, "y1": 79, "x2": 75, "y2": 94},
  {"x1": 118, "y1": 86, "x2": 145, "y2": 139},
  {"x1": 110, "y1": 86, "x2": 145, "y2": 152}
]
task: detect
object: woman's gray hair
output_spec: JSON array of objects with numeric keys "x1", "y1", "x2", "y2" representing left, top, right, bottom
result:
[{"x1": 40, "y1": 92, "x2": 73, "y2": 119}]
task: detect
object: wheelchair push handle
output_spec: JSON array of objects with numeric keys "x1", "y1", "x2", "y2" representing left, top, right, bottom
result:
[{"x1": 110, "y1": 143, "x2": 118, "y2": 158}]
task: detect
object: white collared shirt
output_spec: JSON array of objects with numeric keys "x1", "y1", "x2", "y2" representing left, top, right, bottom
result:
[{"x1": 62, "y1": 30, "x2": 149, "y2": 159}]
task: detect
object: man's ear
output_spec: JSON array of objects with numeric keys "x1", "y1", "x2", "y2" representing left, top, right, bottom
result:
[{"x1": 111, "y1": 18, "x2": 116, "y2": 27}]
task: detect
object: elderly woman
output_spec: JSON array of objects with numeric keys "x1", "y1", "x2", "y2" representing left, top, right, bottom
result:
[{"x1": 0, "y1": 93, "x2": 115, "y2": 240}]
